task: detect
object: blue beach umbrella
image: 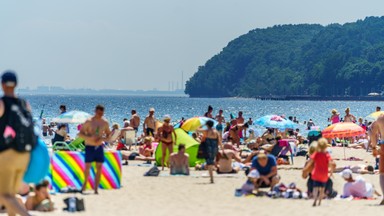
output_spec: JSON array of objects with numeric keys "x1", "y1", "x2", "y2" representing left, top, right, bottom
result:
[
  {"x1": 52, "y1": 111, "x2": 92, "y2": 124},
  {"x1": 254, "y1": 115, "x2": 296, "y2": 130}
]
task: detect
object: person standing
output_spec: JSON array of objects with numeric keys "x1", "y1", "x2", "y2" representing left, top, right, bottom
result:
[
  {"x1": 344, "y1": 108, "x2": 356, "y2": 123},
  {"x1": 0, "y1": 71, "x2": 34, "y2": 216},
  {"x1": 200, "y1": 120, "x2": 223, "y2": 183},
  {"x1": 302, "y1": 138, "x2": 335, "y2": 207},
  {"x1": 215, "y1": 109, "x2": 225, "y2": 135},
  {"x1": 370, "y1": 115, "x2": 384, "y2": 205},
  {"x1": 330, "y1": 109, "x2": 340, "y2": 124},
  {"x1": 130, "y1": 109, "x2": 140, "y2": 134},
  {"x1": 204, "y1": 105, "x2": 213, "y2": 118},
  {"x1": 157, "y1": 115, "x2": 177, "y2": 171},
  {"x1": 59, "y1": 105, "x2": 70, "y2": 133},
  {"x1": 79, "y1": 105, "x2": 111, "y2": 194},
  {"x1": 143, "y1": 108, "x2": 156, "y2": 137}
]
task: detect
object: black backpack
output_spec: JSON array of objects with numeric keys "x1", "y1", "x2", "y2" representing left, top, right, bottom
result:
[{"x1": 1, "y1": 97, "x2": 37, "y2": 152}]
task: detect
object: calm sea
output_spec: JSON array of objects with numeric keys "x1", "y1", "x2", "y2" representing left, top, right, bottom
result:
[{"x1": 23, "y1": 95, "x2": 381, "y2": 136}]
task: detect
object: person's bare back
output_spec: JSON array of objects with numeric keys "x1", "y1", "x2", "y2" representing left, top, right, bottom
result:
[{"x1": 169, "y1": 152, "x2": 189, "y2": 175}]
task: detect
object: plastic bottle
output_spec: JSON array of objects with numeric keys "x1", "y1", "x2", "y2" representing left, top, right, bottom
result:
[{"x1": 68, "y1": 197, "x2": 76, "y2": 212}]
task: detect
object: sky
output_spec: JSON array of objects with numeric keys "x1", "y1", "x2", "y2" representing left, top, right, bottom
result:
[{"x1": 0, "y1": 0, "x2": 384, "y2": 91}]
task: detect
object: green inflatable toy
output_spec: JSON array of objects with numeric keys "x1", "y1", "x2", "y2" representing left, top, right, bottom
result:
[{"x1": 155, "y1": 128, "x2": 205, "y2": 167}]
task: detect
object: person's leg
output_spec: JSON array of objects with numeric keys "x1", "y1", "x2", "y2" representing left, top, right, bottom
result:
[
  {"x1": 161, "y1": 143, "x2": 167, "y2": 171},
  {"x1": 82, "y1": 163, "x2": 92, "y2": 192},
  {"x1": 318, "y1": 187, "x2": 325, "y2": 206},
  {"x1": 312, "y1": 187, "x2": 319, "y2": 207},
  {"x1": 94, "y1": 163, "x2": 103, "y2": 195},
  {"x1": 167, "y1": 144, "x2": 173, "y2": 167},
  {"x1": 0, "y1": 195, "x2": 30, "y2": 216},
  {"x1": 208, "y1": 165, "x2": 214, "y2": 183},
  {"x1": 380, "y1": 153, "x2": 384, "y2": 205},
  {"x1": 270, "y1": 176, "x2": 280, "y2": 191}
]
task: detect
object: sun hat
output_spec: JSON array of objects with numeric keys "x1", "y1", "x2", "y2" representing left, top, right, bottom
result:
[
  {"x1": 331, "y1": 109, "x2": 338, "y2": 114},
  {"x1": 247, "y1": 169, "x2": 260, "y2": 179},
  {"x1": 163, "y1": 115, "x2": 171, "y2": 121},
  {"x1": 340, "y1": 169, "x2": 353, "y2": 179},
  {"x1": 149, "y1": 108, "x2": 155, "y2": 112}
]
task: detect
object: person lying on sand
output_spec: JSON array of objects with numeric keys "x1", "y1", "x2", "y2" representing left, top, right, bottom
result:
[
  {"x1": 215, "y1": 148, "x2": 242, "y2": 174},
  {"x1": 25, "y1": 180, "x2": 54, "y2": 212},
  {"x1": 335, "y1": 164, "x2": 377, "y2": 174},
  {"x1": 169, "y1": 144, "x2": 189, "y2": 175},
  {"x1": 121, "y1": 137, "x2": 155, "y2": 163}
]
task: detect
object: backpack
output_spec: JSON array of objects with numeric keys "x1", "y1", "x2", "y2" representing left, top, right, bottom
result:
[
  {"x1": 144, "y1": 166, "x2": 160, "y2": 177},
  {"x1": 1, "y1": 97, "x2": 37, "y2": 152}
]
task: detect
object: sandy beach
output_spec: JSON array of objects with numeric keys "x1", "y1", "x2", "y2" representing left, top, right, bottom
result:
[{"x1": 38, "y1": 146, "x2": 382, "y2": 216}]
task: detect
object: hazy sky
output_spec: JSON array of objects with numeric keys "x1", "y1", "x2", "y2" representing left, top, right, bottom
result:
[{"x1": 1, "y1": 0, "x2": 383, "y2": 91}]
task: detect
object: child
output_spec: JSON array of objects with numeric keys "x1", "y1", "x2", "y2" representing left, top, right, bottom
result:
[
  {"x1": 241, "y1": 169, "x2": 260, "y2": 195},
  {"x1": 302, "y1": 138, "x2": 335, "y2": 207},
  {"x1": 25, "y1": 180, "x2": 54, "y2": 212}
]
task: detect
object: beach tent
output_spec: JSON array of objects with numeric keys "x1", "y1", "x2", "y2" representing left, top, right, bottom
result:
[{"x1": 155, "y1": 128, "x2": 204, "y2": 167}]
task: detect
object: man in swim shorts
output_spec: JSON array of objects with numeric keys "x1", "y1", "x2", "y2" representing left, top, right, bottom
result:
[
  {"x1": 79, "y1": 105, "x2": 111, "y2": 194},
  {"x1": 370, "y1": 115, "x2": 384, "y2": 205},
  {"x1": 130, "y1": 109, "x2": 140, "y2": 134},
  {"x1": 143, "y1": 108, "x2": 156, "y2": 137},
  {"x1": 215, "y1": 109, "x2": 225, "y2": 134}
]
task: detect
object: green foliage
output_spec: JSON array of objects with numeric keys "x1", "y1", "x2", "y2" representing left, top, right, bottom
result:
[{"x1": 185, "y1": 16, "x2": 384, "y2": 97}]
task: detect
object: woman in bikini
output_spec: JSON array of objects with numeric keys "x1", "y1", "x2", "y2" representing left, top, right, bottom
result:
[{"x1": 157, "y1": 115, "x2": 177, "y2": 170}]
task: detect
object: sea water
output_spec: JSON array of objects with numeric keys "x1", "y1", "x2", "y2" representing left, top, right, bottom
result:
[{"x1": 24, "y1": 95, "x2": 381, "y2": 137}]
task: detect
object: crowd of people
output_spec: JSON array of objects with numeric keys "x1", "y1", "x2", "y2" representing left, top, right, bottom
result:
[{"x1": 2, "y1": 70, "x2": 384, "y2": 216}]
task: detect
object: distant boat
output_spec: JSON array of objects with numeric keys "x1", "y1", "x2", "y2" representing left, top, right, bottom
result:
[{"x1": 368, "y1": 92, "x2": 380, "y2": 96}]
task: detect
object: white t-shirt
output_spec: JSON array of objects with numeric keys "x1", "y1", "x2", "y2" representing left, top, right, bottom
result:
[{"x1": 343, "y1": 176, "x2": 374, "y2": 198}]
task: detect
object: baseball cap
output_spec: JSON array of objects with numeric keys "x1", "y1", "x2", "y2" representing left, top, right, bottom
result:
[
  {"x1": 1, "y1": 71, "x2": 17, "y2": 87},
  {"x1": 340, "y1": 169, "x2": 353, "y2": 179},
  {"x1": 247, "y1": 170, "x2": 260, "y2": 179},
  {"x1": 149, "y1": 108, "x2": 155, "y2": 112},
  {"x1": 257, "y1": 151, "x2": 268, "y2": 159}
]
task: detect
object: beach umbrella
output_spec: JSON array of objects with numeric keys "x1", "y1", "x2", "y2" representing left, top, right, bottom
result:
[
  {"x1": 322, "y1": 122, "x2": 366, "y2": 159},
  {"x1": 52, "y1": 111, "x2": 92, "y2": 124},
  {"x1": 254, "y1": 115, "x2": 296, "y2": 130},
  {"x1": 322, "y1": 122, "x2": 365, "y2": 139},
  {"x1": 181, "y1": 117, "x2": 218, "y2": 132},
  {"x1": 365, "y1": 111, "x2": 384, "y2": 121}
]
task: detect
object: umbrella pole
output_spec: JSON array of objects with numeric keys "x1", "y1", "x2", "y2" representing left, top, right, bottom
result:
[{"x1": 343, "y1": 137, "x2": 346, "y2": 160}]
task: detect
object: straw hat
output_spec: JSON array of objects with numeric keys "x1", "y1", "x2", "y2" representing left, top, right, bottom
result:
[{"x1": 331, "y1": 109, "x2": 338, "y2": 114}]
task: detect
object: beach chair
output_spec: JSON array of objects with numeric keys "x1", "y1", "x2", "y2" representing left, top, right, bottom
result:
[
  {"x1": 269, "y1": 139, "x2": 295, "y2": 164},
  {"x1": 124, "y1": 130, "x2": 137, "y2": 150},
  {"x1": 53, "y1": 138, "x2": 85, "y2": 151}
]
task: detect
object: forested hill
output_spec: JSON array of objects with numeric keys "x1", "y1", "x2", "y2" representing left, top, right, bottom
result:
[{"x1": 185, "y1": 17, "x2": 384, "y2": 98}]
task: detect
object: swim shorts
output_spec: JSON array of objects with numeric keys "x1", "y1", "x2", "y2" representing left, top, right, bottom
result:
[
  {"x1": 0, "y1": 149, "x2": 30, "y2": 194},
  {"x1": 85, "y1": 146, "x2": 105, "y2": 163}
]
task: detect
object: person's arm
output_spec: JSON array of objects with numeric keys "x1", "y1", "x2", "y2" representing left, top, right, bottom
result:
[
  {"x1": 233, "y1": 151, "x2": 242, "y2": 163},
  {"x1": 0, "y1": 100, "x2": 4, "y2": 118},
  {"x1": 266, "y1": 166, "x2": 277, "y2": 178},
  {"x1": 78, "y1": 121, "x2": 96, "y2": 144},
  {"x1": 25, "y1": 197, "x2": 34, "y2": 211},
  {"x1": 143, "y1": 117, "x2": 147, "y2": 132},
  {"x1": 371, "y1": 122, "x2": 379, "y2": 157},
  {"x1": 102, "y1": 122, "x2": 112, "y2": 142},
  {"x1": 302, "y1": 159, "x2": 314, "y2": 179},
  {"x1": 217, "y1": 131, "x2": 223, "y2": 149},
  {"x1": 172, "y1": 127, "x2": 177, "y2": 144},
  {"x1": 185, "y1": 155, "x2": 190, "y2": 175}
]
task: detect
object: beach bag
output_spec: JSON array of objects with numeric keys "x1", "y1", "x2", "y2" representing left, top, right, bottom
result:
[
  {"x1": 63, "y1": 197, "x2": 85, "y2": 212},
  {"x1": 197, "y1": 132, "x2": 208, "y2": 159},
  {"x1": 144, "y1": 166, "x2": 160, "y2": 177},
  {"x1": 1, "y1": 97, "x2": 37, "y2": 152},
  {"x1": 197, "y1": 141, "x2": 207, "y2": 159}
]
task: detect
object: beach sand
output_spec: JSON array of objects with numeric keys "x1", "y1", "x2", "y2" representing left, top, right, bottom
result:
[{"x1": 45, "y1": 147, "x2": 382, "y2": 216}]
